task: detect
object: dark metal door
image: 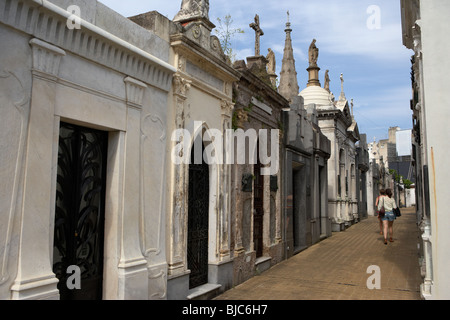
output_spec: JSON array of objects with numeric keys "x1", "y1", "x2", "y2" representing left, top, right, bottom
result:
[
  {"x1": 254, "y1": 156, "x2": 264, "y2": 258},
  {"x1": 188, "y1": 143, "x2": 210, "y2": 289},
  {"x1": 53, "y1": 122, "x2": 108, "y2": 300}
]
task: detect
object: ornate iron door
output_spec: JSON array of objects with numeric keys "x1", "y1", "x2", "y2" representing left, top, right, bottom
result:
[
  {"x1": 53, "y1": 122, "x2": 108, "y2": 300},
  {"x1": 187, "y1": 143, "x2": 210, "y2": 289},
  {"x1": 254, "y1": 156, "x2": 264, "y2": 258}
]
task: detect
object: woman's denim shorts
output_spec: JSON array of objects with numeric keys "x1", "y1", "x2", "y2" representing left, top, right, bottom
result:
[{"x1": 381, "y1": 211, "x2": 396, "y2": 222}]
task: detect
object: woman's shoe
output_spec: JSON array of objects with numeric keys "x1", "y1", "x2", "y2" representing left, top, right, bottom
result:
[
  {"x1": 390, "y1": 238, "x2": 394, "y2": 242},
  {"x1": 384, "y1": 239, "x2": 388, "y2": 245}
]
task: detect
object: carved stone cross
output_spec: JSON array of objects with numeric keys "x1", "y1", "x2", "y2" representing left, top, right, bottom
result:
[{"x1": 249, "y1": 14, "x2": 264, "y2": 56}]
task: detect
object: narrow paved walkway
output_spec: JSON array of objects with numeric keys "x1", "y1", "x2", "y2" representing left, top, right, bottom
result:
[{"x1": 215, "y1": 207, "x2": 423, "y2": 300}]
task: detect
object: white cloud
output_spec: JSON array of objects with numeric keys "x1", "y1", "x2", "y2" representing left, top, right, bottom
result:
[
  {"x1": 233, "y1": 48, "x2": 253, "y2": 62},
  {"x1": 209, "y1": 0, "x2": 410, "y2": 62}
]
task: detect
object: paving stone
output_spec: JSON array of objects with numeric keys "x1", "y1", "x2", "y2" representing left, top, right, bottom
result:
[{"x1": 215, "y1": 207, "x2": 423, "y2": 300}]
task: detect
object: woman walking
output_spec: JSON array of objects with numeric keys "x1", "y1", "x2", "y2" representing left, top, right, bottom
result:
[
  {"x1": 375, "y1": 189, "x2": 386, "y2": 235},
  {"x1": 377, "y1": 188, "x2": 398, "y2": 245}
]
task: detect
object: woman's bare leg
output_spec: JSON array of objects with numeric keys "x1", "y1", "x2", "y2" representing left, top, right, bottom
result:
[
  {"x1": 389, "y1": 221, "x2": 394, "y2": 241},
  {"x1": 383, "y1": 220, "x2": 389, "y2": 244},
  {"x1": 379, "y1": 218, "x2": 383, "y2": 235}
]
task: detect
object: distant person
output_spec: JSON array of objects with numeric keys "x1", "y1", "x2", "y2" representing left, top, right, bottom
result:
[
  {"x1": 375, "y1": 189, "x2": 386, "y2": 235},
  {"x1": 377, "y1": 188, "x2": 398, "y2": 245}
]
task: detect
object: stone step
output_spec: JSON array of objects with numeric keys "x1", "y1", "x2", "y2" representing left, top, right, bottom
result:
[
  {"x1": 187, "y1": 283, "x2": 222, "y2": 300},
  {"x1": 255, "y1": 256, "x2": 272, "y2": 275}
]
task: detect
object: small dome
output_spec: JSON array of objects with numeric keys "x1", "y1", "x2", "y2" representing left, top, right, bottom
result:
[{"x1": 299, "y1": 86, "x2": 332, "y2": 106}]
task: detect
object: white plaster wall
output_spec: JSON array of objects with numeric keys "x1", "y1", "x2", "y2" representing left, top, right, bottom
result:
[{"x1": 420, "y1": 0, "x2": 450, "y2": 300}]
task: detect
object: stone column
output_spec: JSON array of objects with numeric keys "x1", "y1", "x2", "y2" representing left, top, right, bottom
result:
[
  {"x1": 232, "y1": 108, "x2": 248, "y2": 255},
  {"x1": 116, "y1": 77, "x2": 149, "y2": 300},
  {"x1": 11, "y1": 39, "x2": 65, "y2": 300},
  {"x1": 168, "y1": 73, "x2": 191, "y2": 277},
  {"x1": 219, "y1": 99, "x2": 234, "y2": 260}
]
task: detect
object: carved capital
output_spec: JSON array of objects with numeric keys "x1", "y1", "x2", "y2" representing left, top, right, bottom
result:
[
  {"x1": 29, "y1": 38, "x2": 65, "y2": 79},
  {"x1": 221, "y1": 99, "x2": 235, "y2": 116},
  {"x1": 124, "y1": 77, "x2": 147, "y2": 108},
  {"x1": 173, "y1": 73, "x2": 191, "y2": 99}
]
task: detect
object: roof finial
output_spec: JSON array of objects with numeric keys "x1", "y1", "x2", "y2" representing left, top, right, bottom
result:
[
  {"x1": 351, "y1": 98, "x2": 354, "y2": 117},
  {"x1": 324, "y1": 70, "x2": 330, "y2": 92},
  {"x1": 250, "y1": 14, "x2": 264, "y2": 56},
  {"x1": 339, "y1": 73, "x2": 346, "y2": 100}
]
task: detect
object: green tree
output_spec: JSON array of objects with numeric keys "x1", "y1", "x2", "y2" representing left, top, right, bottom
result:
[
  {"x1": 403, "y1": 179, "x2": 413, "y2": 189},
  {"x1": 215, "y1": 15, "x2": 244, "y2": 63}
]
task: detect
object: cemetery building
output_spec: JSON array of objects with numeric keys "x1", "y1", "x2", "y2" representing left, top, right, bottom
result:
[
  {"x1": 355, "y1": 134, "x2": 369, "y2": 220},
  {"x1": 401, "y1": 0, "x2": 450, "y2": 299},
  {"x1": 366, "y1": 157, "x2": 382, "y2": 217},
  {"x1": 0, "y1": 0, "x2": 372, "y2": 301},
  {"x1": 130, "y1": 4, "x2": 240, "y2": 299},
  {"x1": 278, "y1": 17, "x2": 331, "y2": 258},
  {"x1": 0, "y1": 0, "x2": 176, "y2": 300},
  {"x1": 299, "y1": 40, "x2": 362, "y2": 232},
  {"x1": 230, "y1": 39, "x2": 286, "y2": 286},
  {"x1": 368, "y1": 127, "x2": 415, "y2": 208}
]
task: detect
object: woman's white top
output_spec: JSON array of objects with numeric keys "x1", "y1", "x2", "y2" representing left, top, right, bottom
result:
[{"x1": 377, "y1": 196, "x2": 397, "y2": 212}]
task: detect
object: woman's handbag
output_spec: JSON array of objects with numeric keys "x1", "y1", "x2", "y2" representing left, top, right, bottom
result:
[
  {"x1": 379, "y1": 197, "x2": 385, "y2": 218},
  {"x1": 394, "y1": 207, "x2": 401, "y2": 217}
]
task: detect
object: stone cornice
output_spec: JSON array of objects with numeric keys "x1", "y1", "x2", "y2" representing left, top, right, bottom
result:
[
  {"x1": 317, "y1": 108, "x2": 353, "y2": 128},
  {"x1": 170, "y1": 33, "x2": 240, "y2": 83},
  {"x1": 0, "y1": 0, "x2": 176, "y2": 91}
]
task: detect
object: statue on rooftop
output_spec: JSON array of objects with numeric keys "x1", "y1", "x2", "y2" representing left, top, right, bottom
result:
[
  {"x1": 174, "y1": 0, "x2": 210, "y2": 22},
  {"x1": 324, "y1": 69, "x2": 330, "y2": 92},
  {"x1": 309, "y1": 39, "x2": 319, "y2": 67},
  {"x1": 266, "y1": 48, "x2": 276, "y2": 75}
]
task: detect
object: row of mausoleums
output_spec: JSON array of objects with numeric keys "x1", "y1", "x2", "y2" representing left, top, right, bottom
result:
[{"x1": 0, "y1": 0, "x2": 368, "y2": 300}]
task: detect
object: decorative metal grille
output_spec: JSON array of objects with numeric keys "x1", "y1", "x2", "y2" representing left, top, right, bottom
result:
[
  {"x1": 187, "y1": 143, "x2": 210, "y2": 289},
  {"x1": 53, "y1": 122, "x2": 108, "y2": 300},
  {"x1": 254, "y1": 158, "x2": 264, "y2": 258}
]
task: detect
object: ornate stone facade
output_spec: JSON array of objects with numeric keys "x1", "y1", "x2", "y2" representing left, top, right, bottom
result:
[
  {"x1": 131, "y1": 6, "x2": 240, "y2": 299},
  {"x1": 230, "y1": 53, "x2": 286, "y2": 287},
  {"x1": 0, "y1": 0, "x2": 176, "y2": 300},
  {"x1": 299, "y1": 42, "x2": 362, "y2": 232},
  {"x1": 278, "y1": 18, "x2": 332, "y2": 256}
]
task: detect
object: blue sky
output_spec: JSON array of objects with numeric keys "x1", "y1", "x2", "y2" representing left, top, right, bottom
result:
[{"x1": 99, "y1": 0, "x2": 414, "y2": 142}]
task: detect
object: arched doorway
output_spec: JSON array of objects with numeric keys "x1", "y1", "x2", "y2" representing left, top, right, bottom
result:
[{"x1": 187, "y1": 138, "x2": 210, "y2": 289}]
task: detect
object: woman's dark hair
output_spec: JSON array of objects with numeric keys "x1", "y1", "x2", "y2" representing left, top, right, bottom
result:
[
  {"x1": 380, "y1": 189, "x2": 386, "y2": 195},
  {"x1": 386, "y1": 189, "x2": 393, "y2": 198}
]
